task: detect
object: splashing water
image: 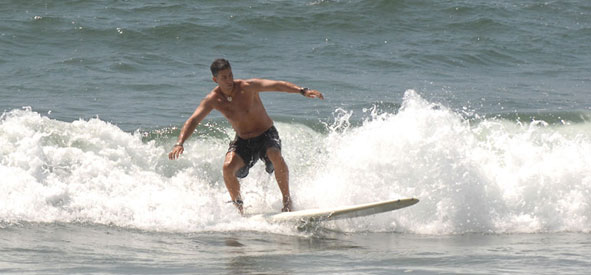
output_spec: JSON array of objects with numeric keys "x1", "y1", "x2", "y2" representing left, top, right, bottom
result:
[{"x1": 2, "y1": 91, "x2": 590, "y2": 234}]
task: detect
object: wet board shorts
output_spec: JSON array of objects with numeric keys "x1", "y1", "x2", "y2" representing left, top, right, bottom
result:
[{"x1": 227, "y1": 126, "x2": 282, "y2": 178}]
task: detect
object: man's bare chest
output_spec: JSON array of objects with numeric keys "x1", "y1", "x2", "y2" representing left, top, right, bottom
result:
[{"x1": 217, "y1": 93, "x2": 261, "y2": 120}]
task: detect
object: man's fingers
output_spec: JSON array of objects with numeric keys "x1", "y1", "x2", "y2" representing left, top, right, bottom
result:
[
  {"x1": 311, "y1": 90, "x2": 324, "y2": 99},
  {"x1": 303, "y1": 89, "x2": 320, "y2": 99},
  {"x1": 168, "y1": 147, "x2": 184, "y2": 160}
]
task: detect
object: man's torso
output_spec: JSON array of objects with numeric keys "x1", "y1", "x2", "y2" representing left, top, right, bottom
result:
[{"x1": 209, "y1": 80, "x2": 274, "y2": 138}]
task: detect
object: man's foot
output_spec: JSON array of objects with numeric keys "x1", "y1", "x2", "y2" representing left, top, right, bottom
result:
[
  {"x1": 281, "y1": 197, "x2": 292, "y2": 212},
  {"x1": 232, "y1": 199, "x2": 244, "y2": 215}
]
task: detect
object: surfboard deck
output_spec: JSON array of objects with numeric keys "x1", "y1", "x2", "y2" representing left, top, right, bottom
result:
[{"x1": 262, "y1": 198, "x2": 419, "y2": 223}]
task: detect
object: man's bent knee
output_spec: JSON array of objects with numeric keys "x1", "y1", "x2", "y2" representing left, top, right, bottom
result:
[
  {"x1": 266, "y1": 148, "x2": 284, "y2": 163},
  {"x1": 223, "y1": 152, "x2": 244, "y2": 176}
]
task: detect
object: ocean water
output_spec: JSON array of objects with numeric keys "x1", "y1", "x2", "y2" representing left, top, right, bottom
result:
[{"x1": 2, "y1": 0, "x2": 591, "y2": 274}]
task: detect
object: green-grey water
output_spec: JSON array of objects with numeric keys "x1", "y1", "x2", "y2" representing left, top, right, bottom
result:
[{"x1": 2, "y1": 0, "x2": 591, "y2": 273}]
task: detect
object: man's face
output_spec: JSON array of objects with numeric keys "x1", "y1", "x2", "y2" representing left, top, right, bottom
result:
[{"x1": 213, "y1": 68, "x2": 234, "y2": 91}]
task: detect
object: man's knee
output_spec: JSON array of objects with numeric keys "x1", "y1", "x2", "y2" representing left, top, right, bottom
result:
[
  {"x1": 223, "y1": 152, "x2": 244, "y2": 175},
  {"x1": 266, "y1": 148, "x2": 285, "y2": 166}
]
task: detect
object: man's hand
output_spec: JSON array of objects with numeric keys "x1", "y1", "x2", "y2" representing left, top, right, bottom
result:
[
  {"x1": 303, "y1": 89, "x2": 324, "y2": 99},
  {"x1": 168, "y1": 145, "x2": 184, "y2": 160}
]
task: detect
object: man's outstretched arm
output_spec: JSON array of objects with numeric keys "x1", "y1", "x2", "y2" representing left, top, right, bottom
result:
[
  {"x1": 248, "y1": 79, "x2": 324, "y2": 99},
  {"x1": 168, "y1": 97, "x2": 214, "y2": 160}
]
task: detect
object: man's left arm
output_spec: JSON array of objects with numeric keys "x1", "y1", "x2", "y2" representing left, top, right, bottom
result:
[{"x1": 248, "y1": 79, "x2": 324, "y2": 99}]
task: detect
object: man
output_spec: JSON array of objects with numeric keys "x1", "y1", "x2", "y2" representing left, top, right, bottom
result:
[{"x1": 168, "y1": 59, "x2": 324, "y2": 214}]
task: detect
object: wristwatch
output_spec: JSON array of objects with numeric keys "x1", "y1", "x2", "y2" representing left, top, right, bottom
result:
[{"x1": 299, "y1": 87, "x2": 309, "y2": 96}]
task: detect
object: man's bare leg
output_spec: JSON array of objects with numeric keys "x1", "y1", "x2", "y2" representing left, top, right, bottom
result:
[
  {"x1": 266, "y1": 148, "x2": 292, "y2": 212},
  {"x1": 223, "y1": 152, "x2": 245, "y2": 214}
]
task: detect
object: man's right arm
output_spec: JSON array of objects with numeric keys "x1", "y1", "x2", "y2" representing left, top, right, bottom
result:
[{"x1": 168, "y1": 96, "x2": 214, "y2": 160}]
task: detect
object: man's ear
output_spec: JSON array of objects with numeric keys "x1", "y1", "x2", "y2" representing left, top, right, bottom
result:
[{"x1": 212, "y1": 76, "x2": 217, "y2": 83}]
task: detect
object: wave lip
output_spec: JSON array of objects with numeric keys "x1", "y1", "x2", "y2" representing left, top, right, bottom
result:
[
  {"x1": 2, "y1": 93, "x2": 591, "y2": 235},
  {"x1": 299, "y1": 90, "x2": 591, "y2": 234}
]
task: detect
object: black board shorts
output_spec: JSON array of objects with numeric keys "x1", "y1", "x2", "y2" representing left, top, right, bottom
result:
[{"x1": 227, "y1": 126, "x2": 282, "y2": 178}]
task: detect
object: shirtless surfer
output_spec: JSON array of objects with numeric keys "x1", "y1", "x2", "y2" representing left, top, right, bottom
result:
[{"x1": 168, "y1": 59, "x2": 324, "y2": 214}]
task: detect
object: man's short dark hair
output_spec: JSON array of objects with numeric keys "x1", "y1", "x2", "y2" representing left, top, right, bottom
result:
[{"x1": 210, "y1": 59, "x2": 231, "y2": 77}]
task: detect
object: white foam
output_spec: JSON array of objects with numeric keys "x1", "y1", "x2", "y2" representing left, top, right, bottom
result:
[
  {"x1": 293, "y1": 90, "x2": 591, "y2": 234},
  {"x1": 2, "y1": 91, "x2": 591, "y2": 235}
]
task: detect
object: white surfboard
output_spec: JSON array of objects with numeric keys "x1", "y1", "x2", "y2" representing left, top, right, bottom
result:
[{"x1": 263, "y1": 198, "x2": 419, "y2": 223}]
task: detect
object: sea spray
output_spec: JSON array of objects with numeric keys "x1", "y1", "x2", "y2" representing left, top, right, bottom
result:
[
  {"x1": 0, "y1": 108, "x2": 234, "y2": 231},
  {"x1": 2, "y1": 91, "x2": 591, "y2": 234},
  {"x1": 304, "y1": 90, "x2": 591, "y2": 234}
]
